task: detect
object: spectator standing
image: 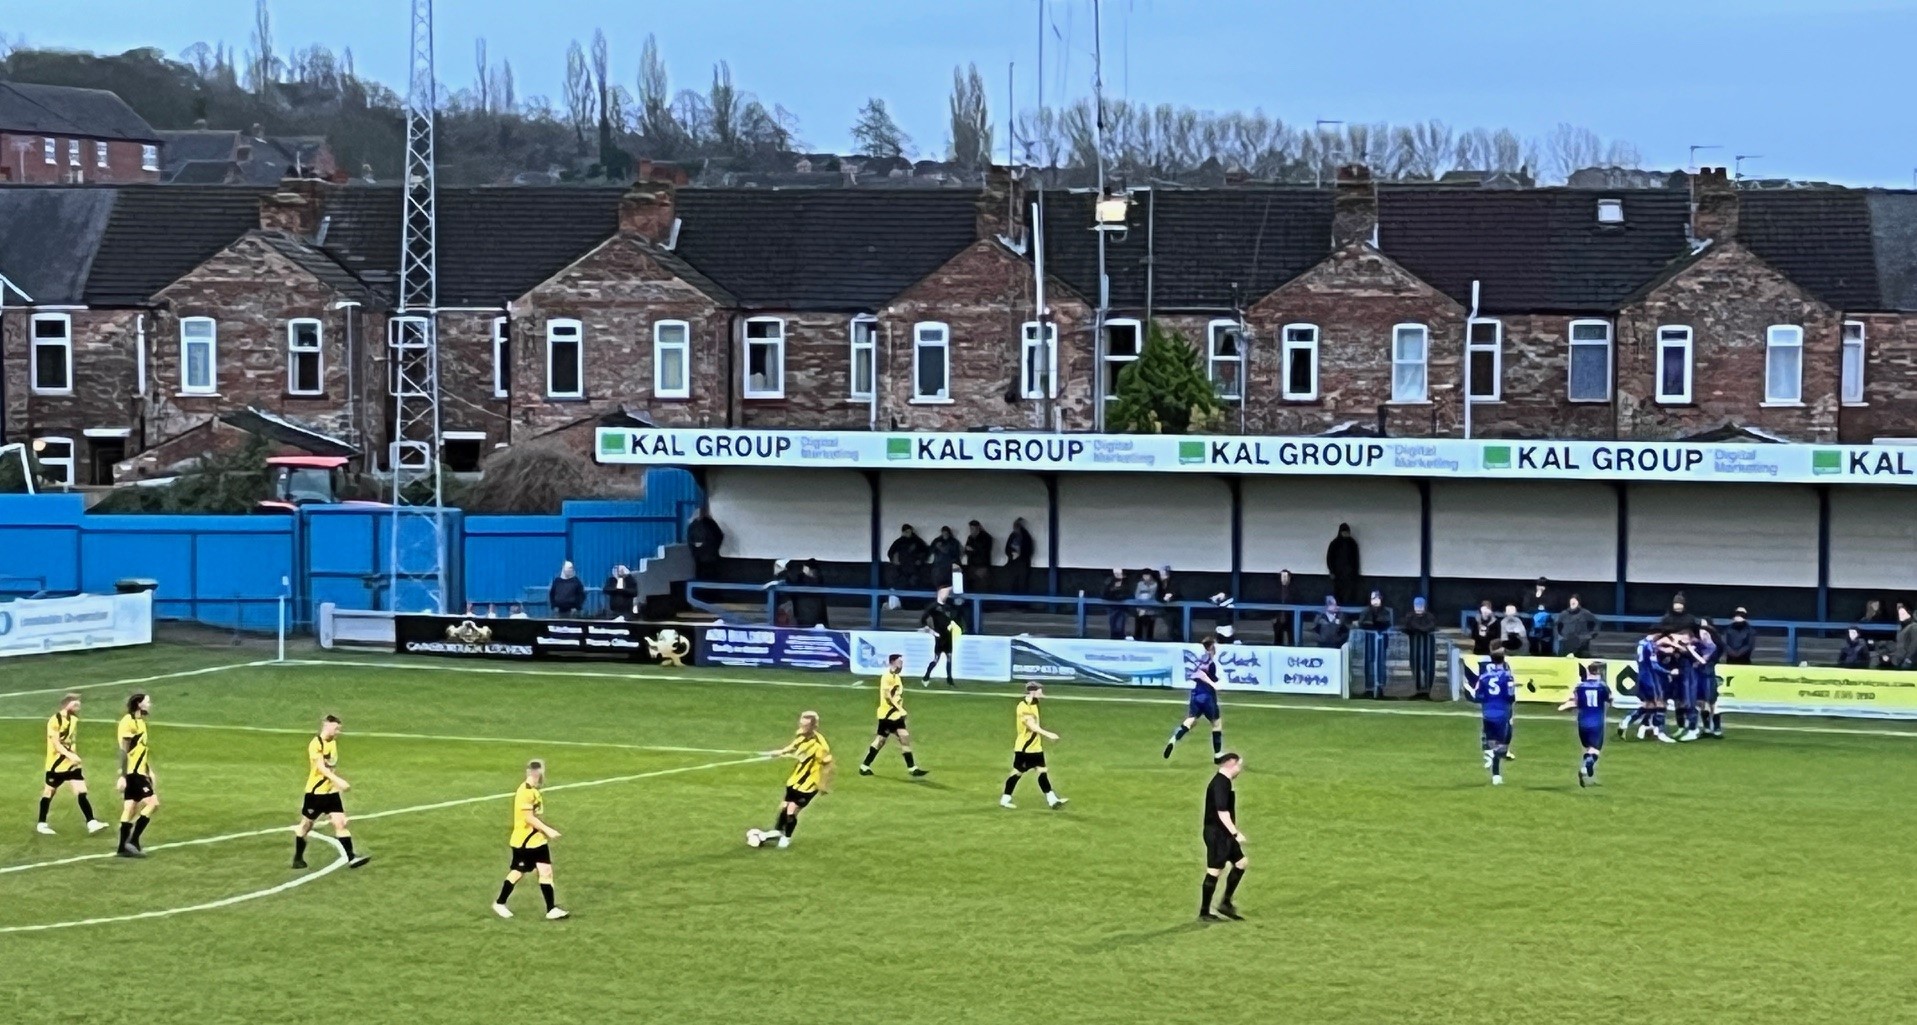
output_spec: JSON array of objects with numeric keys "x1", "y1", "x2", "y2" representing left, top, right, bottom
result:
[
  {"x1": 1838, "y1": 627, "x2": 1871, "y2": 669},
  {"x1": 1102, "y1": 568, "x2": 1131, "y2": 640},
  {"x1": 1004, "y1": 518, "x2": 1036, "y2": 599},
  {"x1": 1861, "y1": 598, "x2": 1887, "y2": 625},
  {"x1": 962, "y1": 520, "x2": 995, "y2": 595},
  {"x1": 1554, "y1": 595, "x2": 1600, "y2": 658},
  {"x1": 1895, "y1": 606, "x2": 1917, "y2": 670},
  {"x1": 1520, "y1": 577, "x2": 1553, "y2": 618},
  {"x1": 686, "y1": 507, "x2": 725, "y2": 583},
  {"x1": 928, "y1": 527, "x2": 962, "y2": 591},
  {"x1": 1721, "y1": 608, "x2": 1756, "y2": 665},
  {"x1": 1529, "y1": 603, "x2": 1553, "y2": 656},
  {"x1": 508, "y1": 604, "x2": 530, "y2": 619},
  {"x1": 1657, "y1": 593, "x2": 1699, "y2": 636},
  {"x1": 1133, "y1": 569, "x2": 1164, "y2": 641},
  {"x1": 1159, "y1": 566, "x2": 1183, "y2": 642},
  {"x1": 604, "y1": 565, "x2": 638, "y2": 620},
  {"x1": 1311, "y1": 597, "x2": 1349, "y2": 649},
  {"x1": 1402, "y1": 596, "x2": 1438, "y2": 699},
  {"x1": 1498, "y1": 603, "x2": 1528, "y2": 653},
  {"x1": 887, "y1": 525, "x2": 928, "y2": 592},
  {"x1": 1469, "y1": 600, "x2": 1498, "y2": 656},
  {"x1": 548, "y1": 561, "x2": 586, "y2": 619},
  {"x1": 791, "y1": 559, "x2": 829, "y2": 629},
  {"x1": 1355, "y1": 590, "x2": 1392, "y2": 698},
  {"x1": 1271, "y1": 569, "x2": 1296, "y2": 646},
  {"x1": 1326, "y1": 524, "x2": 1363, "y2": 607}
]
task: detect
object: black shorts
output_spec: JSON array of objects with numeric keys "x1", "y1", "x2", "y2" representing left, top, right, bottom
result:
[
  {"x1": 44, "y1": 769, "x2": 84, "y2": 789},
  {"x1": 932, "y1": 634, "x2": 953, "y2": 655},
  {"x1": 782, "y1": 786, "x2": 817, "y2": 809},
  {"x1": 876, "y1": 716, "x2": 908, "y2": 737},
  {"x1": 122, "y1": 773, "x2": 154, "y2": 803},
  {"x1": 1204, "y1": 829, "x2": 1245, "y2": 869},
  {"x1": 508, "y1": 844, "x2": 552, "y2": 873},
  {"x1": 301, "y1": 792, "x2": 346, "y2": 820},
  {"x1": 1012, "y1": 750, "x2": 1047, "y2": 773}
]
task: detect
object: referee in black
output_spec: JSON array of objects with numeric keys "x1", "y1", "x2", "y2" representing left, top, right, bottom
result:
[
  {"x1": 1200, "y1": 752, "x2": 1248, "y2": 921},
  {"x1": 919, "y1": 586, "x2": 962, "y2": 687}
]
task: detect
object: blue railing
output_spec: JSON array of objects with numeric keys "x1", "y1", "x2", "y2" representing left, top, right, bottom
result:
[
  {"x1": 0, "y1": 575, "x2": 49, "y2": 598},
  {"x1": 1454, "y1": 610, "x2": 1897, "y2": 664}
]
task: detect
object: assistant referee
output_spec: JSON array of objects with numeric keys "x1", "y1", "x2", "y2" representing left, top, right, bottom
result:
[{"x1": 1200, "y1": 752, "x2": 1249, "y2": 922}]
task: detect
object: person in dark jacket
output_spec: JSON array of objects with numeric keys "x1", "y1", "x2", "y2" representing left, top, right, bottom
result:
[
  {"x1": 686, "y1": 507, "x2": 725, "y2": 582},
  {"x1": 603, "y1": 564, "x2": 638, "y2": 619},
  {"x1": 1102, "y1": 568, "x2": 1131, "y2": 639},
  {"x1": 1720, "y1": 608, "x2": 1757, "y2": 664},
  {"x1": 1158, "y1": 565, "x2": 1182, "y2": 642},
  {"x1": 1553, "y1": 595, "x2": 1600, "y2": 658},
  {"x1": 548, "y1": 561, "x2": 585, "y2": 618},
  {"x1": 1326, "y1": 524, "x2": 1362, "y2": 607},
  {"x1": 1133, "y1": 569, "x2": 1164, "y2": 641},
  {"x1": 920, "y1": 586, "x2": 964, "y2": 686},
  {"x1": 1860, "y1": 599, "x2": 1887, "y2": 625},
  {"x1": 1469, "y1": 600, "x2": 1498, "y2": 656},
  {"x1": 790, "y1": 559, "x2": 829, "y2": 629},
  {"x1": 1355, "y1": 590, "x2": 1393, "y2": 698},
  {"x1": 962, "y1": 520, "x2": 994, "y2": 595},
  {"x1": 1402, "y1": 596, "x2": 1439, "y2": 699},
  {"x1": 928, "y1": 527, "x2": 962, "y2": 590},
  {"x1": 1271, "y1": 568, "x2": 1296, "y2": 646},
  {"x1": 1838, "y1": 628, "x2": 1872, "y2": 669},
  {"x1": 1520, "y1": 577, "x2": 1553, "y2": 619},
  {"x1": 1004, "y1": 519, "x2": 1036, "y2": 599},
  {"x1": 1311, "y1": 597, "x2": 1349, "y2": 649},
  {"x1": 887, "y1": 525, "x2": 929, "y2": 592},
  {"x1": 1895, "y1": 605, "x2": 1917, "y2": 670},
  {"x1": 1656, "y1": 594, "x2": 1699, "y2": 636}
]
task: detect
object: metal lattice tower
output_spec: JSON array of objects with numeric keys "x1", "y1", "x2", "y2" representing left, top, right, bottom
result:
[{"x1": 388, "y1": 0, "x2": 448, "y2": 612}]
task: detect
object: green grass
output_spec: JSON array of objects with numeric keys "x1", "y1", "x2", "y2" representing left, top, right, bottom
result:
[{"x1": 1, "y1": 643, "x2": 1913, "y2": 1025}]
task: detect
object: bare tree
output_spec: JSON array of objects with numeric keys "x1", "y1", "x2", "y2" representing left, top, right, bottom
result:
[
  {"x1": 473, "y1": 38, "x2": 493, "y2": 114},
  {"x1": 1603, "y1": 139, "x2": 1642, "y2": 169},
  {"x1": 947, "y1": 63, "x2": 992, "y2": 169},
  {"x1": 635, "y1": 34, "x2": 679, "y2": 156},
  {"x1": 248, "y1": 0, "x2": 276, "y2": 94},
  {"x1": 708, "y1": 61, "x2": 741, "y2": 154},
  {"x1": 850, "y1": 97, "x2": 912, "y2": 160},
  {"x1": 500, "y1": 59, "x2": 516, "y2": 114},
  {"x1": 1545, "y1": 123, "x2": 1603, "y2": 182},
  {"x1": 563, "y1": 40, "x2": 593, "y2": 148},
  {"x1": 1393, "y1": 120, "x2": 1454, "y2": 180}
]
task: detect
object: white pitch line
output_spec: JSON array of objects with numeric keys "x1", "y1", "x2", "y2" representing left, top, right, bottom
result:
[
  {"x1": 0, "y1": 716, "x2": 758, "y2": 757},
  {"x1": 294, "y1": 658, "x2": 1917, "y2": 740},
  {"x1": 0, "y1": 835, "x2": 348, "y2": 935},
  {"x1": 0, "y1": 660, "x2": 269, "y2": 702}
]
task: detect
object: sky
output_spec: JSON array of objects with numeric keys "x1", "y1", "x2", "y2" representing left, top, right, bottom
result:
[{"x1": 8, "y1": 0, "x2": 1917, "y2": 186}]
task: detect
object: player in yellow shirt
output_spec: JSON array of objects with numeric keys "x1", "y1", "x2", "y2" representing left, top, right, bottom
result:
[
  {"x1": 859, "y1": 654, "x2": 928, "y2": 778},
  {"x1": 36, "y1": 693, "x2": 107, "y2": 836},
  {"x1": 292, "y1": 715, "x2": 372, "y2": 870},
  {"x1": 747, "y1": 711, "x2": 833, "y2": 850},
  {"x1": 114, "y1": 692, "x2": 158, "y2": 858},
  {"x1": 1000, "y1": 682, "x2": 1066, "y2": 809},
  {"x1": 494, "y1": 759, "x2": 567, "y2": 920}
]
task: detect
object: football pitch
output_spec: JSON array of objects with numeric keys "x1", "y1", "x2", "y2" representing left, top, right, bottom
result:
[{"x1": 2, "y1": 644, "x2": 1913, "y2": 1025}]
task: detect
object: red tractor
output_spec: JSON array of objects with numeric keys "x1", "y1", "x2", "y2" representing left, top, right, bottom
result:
[{"x1": 255, "y1": 456, "x2": 383, "y2": 513}]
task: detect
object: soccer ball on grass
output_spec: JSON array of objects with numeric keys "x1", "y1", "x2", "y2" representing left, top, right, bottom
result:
[{"x1": 745, "y1": 829, "x2": 765, "y2": 848}]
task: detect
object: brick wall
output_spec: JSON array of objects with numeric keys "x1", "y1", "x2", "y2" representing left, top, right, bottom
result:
[
  {"x1": 1841, "y1": 312, "x2": 1917, "y2": 442},
  {"x1": 1, "y1": 308, "x2": 142, "y2": 482},
  {"x1": 431, "y1": 311, "x2": 511, "y2": 447},
  {"x1": 0, "y1": 133, "x2": 159, "y2": 184}
]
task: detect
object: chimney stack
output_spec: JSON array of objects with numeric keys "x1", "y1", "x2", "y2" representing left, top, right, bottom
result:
[
  {"x1": 258, "y1": 178, "x2": 329, "y2": 237},
  {"x1": 976, "y1": 164, "x2": 1024, "y2": 242},
  {"x1": 618, "y1": 180, "x2": 677, "y2": 243},
  {"x1": 1332, "y1": 164, "x2": 1377, "y2": 249},
  {"x1": 1691, "y1": 166, "x2": 1738, "y2": 243}
]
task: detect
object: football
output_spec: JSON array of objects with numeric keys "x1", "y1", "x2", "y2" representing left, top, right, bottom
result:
[{"x1": 745, "y1": 828, "x2": 764, "y2": 848}]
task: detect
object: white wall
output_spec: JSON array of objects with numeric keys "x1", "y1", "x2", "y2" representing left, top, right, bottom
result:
[
  {"x1": 1057, "y1": 475, "x2": 1232, "y2": 572},
  {"x1": 1431, "y1": 481, "x2": 1616, "y2": 580},
  {"x1": 1830, "y1": 488, "x2": 1917, "y2": 589},
  {"x1": 707, "y1": 468, "x2": 869, "y2": 561},
  {"x1": 878, "y1": 471, "x2": 1049, "y2": 567},
  {"x1": 1241, "y1": 478, "x2": 1421, "y2": 577},
  {"x1": 1627, "y1": 484, "x2": 1816, "y2": 587}
]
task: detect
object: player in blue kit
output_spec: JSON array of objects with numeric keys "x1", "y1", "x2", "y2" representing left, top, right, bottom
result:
[
  {"x1": 1462, "y1": 644, "x2": 1517, "y2": 785},
  {"x1": 1165, "y1": 635, "x2": 1225, "y2": 761},
  {"x1": 1619, "y1": 633, "x2": 1677, "y2": 743},
  {"x1": 1557, "y1": 661, "x2": 1611, "y2": 787}
]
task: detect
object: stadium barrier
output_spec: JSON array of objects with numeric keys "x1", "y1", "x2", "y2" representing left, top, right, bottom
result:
[
  {"x1": 392, "y1": 614, "x2": 697, "y2": 665},
  {"x1": 1447, "y1": 649, "x2": 1917, "y2": 720},
  {"x1": 0, "y1": 590, "x2": 152, "y2": 658},
  {"x1": 1455, "y1": 609, "x2": 1897, "y2": 665}
]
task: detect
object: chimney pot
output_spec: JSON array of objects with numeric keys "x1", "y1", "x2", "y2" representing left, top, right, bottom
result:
[
  {"x1": 618, "y1": 180, "x2": 677, "y2": 242},
  {"x1": 1691, "y1": 165, "x2": 1739, "y2": 242}
]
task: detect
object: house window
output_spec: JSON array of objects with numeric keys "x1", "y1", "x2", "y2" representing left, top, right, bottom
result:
[
  {"x1": 1567, "y1": 319, "x2": 1612, "y2": 402},
  {"x1": 286, "y1": 318, "x2": 323, "y2": 395},
  {"x1": 1656, "y1": 326, "x2": 1693, "y2": 404},
  {"x1": 67, "y1": 139, "x2": 80, "y2": 167},
  {"x1": 34, "y1": 438, "x2": 75, "y2": 486},
  {"x1": 141, "y1": 144, "x2": 159, "y2": 172},
  {"x1": 441, "y1": 432, "x2": 487, "y2": 473},
  {"x1": 546, "y1": 319, "x2": 583, "y2": 398},
  {"x1": 1281, "y1": 324, "x2": 1319, "y2": 401},
  {"x1": 912, "y1": 321, "x2": 950, "y2": 401},
  {"x1": 743, "y1": 317, "x2": 785, "y2": 398},
  {"x1": 849, "y1": 317, "x2": 877, "y2": 400},
  {"x1": 30, "y1": 314, "x2": 73, "y2": 394},
  {"x1": 1103, "y1": 318, "x2": 1142, "y2": 398},
  {"x1": 180, "y1": 317, "x2": 217, "y2": 394},
  {"x1": 1764, "y1": 325, "x2": 1803, "y2": 404},
  {"x1": 1391, "y1": 323, "x2": 1428, "y2": 403},
  {"x1": 1206, "y1": 319, "x2": 1244, "y2": 401},
  {"x1": 95, "y1": 141, "x2": 109, "y2": 169},
  {"x1": 43, "y1": 138, "x2": 56, "y2": 164},
  {"x1": 653, "y1": 320, "x2": 690, "y2": 399},
  {"x1": 1020, "y1": 320, "x2": 1057, "y2": 399},
  {"x1": 1467, "y1": 318, "x2": 1502, "y2": 401},
  {"x1": 1842, "y1": 320, "x2": 1866, "y2": 405},
  {"x1": 491, "y1": 317, "x2": 510, "y2": 398}
]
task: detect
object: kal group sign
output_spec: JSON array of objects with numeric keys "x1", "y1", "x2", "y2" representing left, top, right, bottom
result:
[{"x1": 597, "y1": 428, "x2": 1917, "y2": 486}]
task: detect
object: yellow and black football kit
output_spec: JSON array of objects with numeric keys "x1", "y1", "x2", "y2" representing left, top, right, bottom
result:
[
  {"x1": 117, "y1": 714, "x2": 153, "y2": 802},
  {"x1": 1013, "y1": 699, "x2": 1046, "y2": 771},
  {"x1": 782, "y1": 732, "x2": 832, "y2": 808},
  {"x1": 508, "y1": 782, "x2": 550, "y2": 872},
  {"x1": 875, "y1": 670, "x2": 907, "y2": 735},
  {"x1": 45, "y1": 712, "x2": 82, "y2": 787},
  {"x1": 301, "y1": 735, "x2": 345, "y2": 819}
]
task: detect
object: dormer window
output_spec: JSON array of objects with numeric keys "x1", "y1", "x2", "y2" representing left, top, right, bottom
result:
[{"x1": 1597, "y1": 198, "x2": 1625, "y2": 225}]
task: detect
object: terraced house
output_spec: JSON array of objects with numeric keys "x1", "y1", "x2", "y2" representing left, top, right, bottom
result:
[{"x1": 3, "y1": 165, "x2": 1916, "y2": 486}]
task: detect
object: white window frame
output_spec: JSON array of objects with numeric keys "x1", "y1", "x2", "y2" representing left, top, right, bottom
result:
[
  {"x1": 490, "y1": 317, "x2": 510, "y2": 398},
  {"x1": 286, "y1": 318, "x2": 324, "y2": 396},
  {"x1": 1566, "y1": 319, "x2": 1613, "y2": 403},
  {"x1": 742, "y1": 317, "x2": 786, "y2": 399},
  {"x1": 1390, "y1": 323, "x2": 1429, "y2": 403},
  {"x1": 1280, "y1": 323, "x2": 1319, "y2": 402},
  {"x1": 141, "y1": 144, "x2": 159, "y2": 172},
  {"x1": 1466, "y1": 318, "x2": 1503, "y2": 402},
  {"x1": 545, "y1": 318, "x2": 584, "y2": 399},
  {"x1": 179, "y1": 316, "x2": 218, "y2": 395},
  {"x1": 911, "y1": 321, "x2": 951, "y2": 403},
  {"x1": 67, "y1": 139, "x2": 80, "y2": 167},
  {"x1": 43, "y1": 137, "x2": 56, "y2": 164},
  {"x1": 29, "y1": 313, "x2": 73, "y2": 395},
  {"x1": 1763, "y1": 324, "x2": 1804, "y2": 405},
  {"x1": 1842, "y1": 320, "x2": 1867, "y2": 406},
  {"x1": 848, "y1": 316, "x2": 878, "y2": 401},
  {"x1": 1655, "y1": 326, "x2": 1693, "y2": 405},
  {"x1": 653, "y1": 319, "x2": 691, "y2": 399},
  {"x1": 94, "y1": 140, "x2": 109, "y2": 169},
  {"x1": 1102, "y1": 317, "x2": 1143, "y2": 400},
  {"x1": 34, "y1": 437, "x2": 75, "y2": 486},
  {"x1": 1205, "y1": 319, "x2": 1245, "y2": 402},
  {"x1": 1020, "y1": 320, "x2": 1058, "y2": 400}
]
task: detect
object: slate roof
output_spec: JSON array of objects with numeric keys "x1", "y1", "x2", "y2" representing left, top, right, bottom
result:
[
  {"x1": 672, "y1": 189, "x2": 981, "y2": 310},
  {"x1": 167, "y1": 161, "x2": 240, "y2": 185},
  {"x1": 256, "y1": 231, "x2": 377, "y2": 304},
  {"x1": 1737, "y1": 191, "x2": 1882, "y2": 311},
  {"x1": 0, "y1": 82, "x2": 161, "y2": 143},
  {"x1": 1377, "y1": 188, "x2": 1695, "y2": 312},
  {"x1": 1867, "y1": 192, "x2": 1917, "y2": 312},
  {"x1": 1039, "y1": 189, "x2": 1333, "y2": 310},
  {"x1": 81, "y1": 186, "x2": 271, "y2": 306},
  {"x1": 0, "y1": 187, "x2": 117, "y2": 304}
]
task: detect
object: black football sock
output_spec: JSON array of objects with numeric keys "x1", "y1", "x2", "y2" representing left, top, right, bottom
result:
[
  {"x1": 783, "y1": 813, "x2": 800, "y2": 838},
  {"x1": 339, "y1": 835, "x2": 356, "y2": 858},
  {"x1": 922, "y1": 662, "x2": 937, "y2": 681},
  {"x1": 1170, "y1": 723, "x2": 1190, "y2": 744},
  {"x1": 902, "y1": 749, "x2": 917, "y2": 769},
  {"x1": 1002, "y1": 775, "x2": 1020, "y2": 797},
  {"x1": 1037, "y1": 773, "x2": 1054, "y2": 795},
  {"x1": 540, "y1": 883, "x2": 556, "y2": 911},
  {"x1": 862, "y1": 745, "x2": 880, "y2": 768},
  {"x1": 130, "y1": 815, "x2": 150, "y2": 844},
  {"x1": 1223, "y1": 866, "x2": 1245, "y2": 902},
  {"x1": 1211, "y1": 730, "x2": 1224, "y2": 756},
  {"x1": 1200, "y1": 874, "x2": 1218, "y2": 914},
  {"x1": 1490, "y1": 752, "x2": 1504, "y2": 776},
  {"x1": 76, "y1": 793, "x2": 94, "y2": 820},
  {"x1": 497, "y1": 880, "x2": 515, "y2": 904},
  {"x1": 37, "y1": 797, "x2": 50, "y2": 824},
  {"x1": 945, "y1": 663, "x2": 954, "y2": 685},
  {"x1": 118, "y1": 821, "x2": 132, "y2": 846},
  {"x1": 295, "y1": 835, "x2": 308, "y2": 860}
]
